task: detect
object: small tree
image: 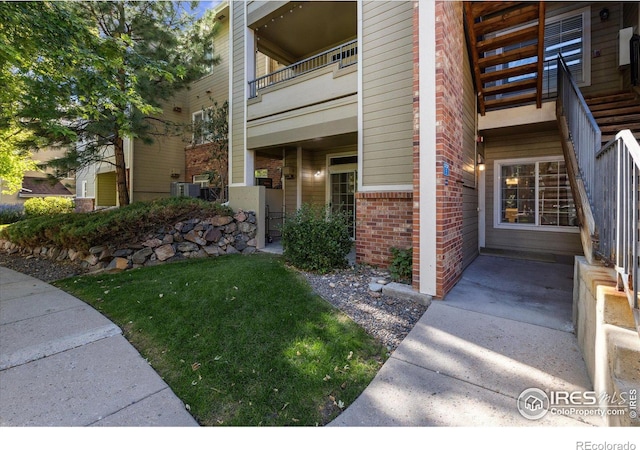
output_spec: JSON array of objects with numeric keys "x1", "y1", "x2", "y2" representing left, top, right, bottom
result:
[{"x1": 193, "y1": 100, "x2": 229, "y2": 202}]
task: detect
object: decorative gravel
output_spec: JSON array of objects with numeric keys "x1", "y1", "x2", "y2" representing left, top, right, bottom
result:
[
  {"x1": 302, "y1": 265, "x2": 429, "y2": 352},
  {"x1": 0, "y1": 251, "x2": 428, "y2": 351}
]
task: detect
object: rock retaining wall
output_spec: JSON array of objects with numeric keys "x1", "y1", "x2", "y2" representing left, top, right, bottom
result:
[{"x1": 0, "y1": 210, "x2": 258, "y2": 273}]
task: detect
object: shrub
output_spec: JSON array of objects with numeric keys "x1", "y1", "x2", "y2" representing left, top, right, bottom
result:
[
  {"x1": 280, "y1": 203, "x2": 353, "y2": 274},
  {"x1": 389, "y1": 247, "x2": 412, "y2": 283},
  {"x1": 0, "y1": 197, "x2": 232, "y2": 251},
  {"x1": 24, "y1": 197, "x2": 74, "y2": 217},
  {"x1": 0, "y1": 204, "x2": 25, "y2": 224}
]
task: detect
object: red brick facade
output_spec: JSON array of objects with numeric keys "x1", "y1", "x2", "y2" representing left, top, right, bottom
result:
[
  {"x1": 355, "y1": 192, "x2": 413, "y2": 269},
  {"x1": 184, "y1": 143, "x2": 225, "y2": 184},
  {"x1": 254, "y1": 154, "x2": 283, "y2": 189},
  {"x1": 412, "y1": 1, "x2": 465, "y2": 298}
]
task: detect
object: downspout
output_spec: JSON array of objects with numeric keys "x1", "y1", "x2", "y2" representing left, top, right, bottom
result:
[{"x1": 127, "y1": 137, "x2": 134, "y2": 203}]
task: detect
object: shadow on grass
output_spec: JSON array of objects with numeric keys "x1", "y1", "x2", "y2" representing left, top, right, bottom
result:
[{"x1": 54, "y1": 253, "x2": 387, "y2": 426}]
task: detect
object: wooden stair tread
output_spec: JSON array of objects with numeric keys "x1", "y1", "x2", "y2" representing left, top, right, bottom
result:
[
  {"x1": 599, "y1": 123, "x2": 640, "y2": 133},
  {"x1": 588, "y1": 99, "x2": 640, "y2": 112},
  {"x1": 478, "y1": 44, "x2": 539, "y2": 70},
  {"x1": 601, "y1": 131, "x2": 640, "y2": 142},
  {"x1": 482, "y1": 78, "x2": 537, "y2": 97},
  {"x1": 484, "y1": 92, "x2": 537, "y2": 110},
  {"x1": 585, "y1": 92, "x2": 637, "y2": 105},
  {"x1": 591, "y1": 106, "x2": 640, "y2": 119},
  {"x1": 595, "y1": 114, "x2": 640, "y2": 125},
  {"x1": 480, "y1": 62, "x2": 538, "y2": 84},
  {"x1": 476, "y1": 24, "x2": 539, "y2": 54},
  {"x1": 473, "y1": 4, "x2": 540, "y2": 37}
]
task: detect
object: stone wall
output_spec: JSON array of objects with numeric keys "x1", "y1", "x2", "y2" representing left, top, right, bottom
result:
[
  {"x1": 0, "y1": 210, "x2": 258, "y2": 273},
  {"x1": 74, "y1": 198, "x2": 95, "y2": 213}
]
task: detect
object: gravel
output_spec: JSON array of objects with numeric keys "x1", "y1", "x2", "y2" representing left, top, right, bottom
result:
[{"x1": 0, "y1": 251, "x2": 428, "y2": 352}]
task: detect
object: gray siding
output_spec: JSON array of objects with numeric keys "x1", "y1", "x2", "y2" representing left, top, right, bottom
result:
[
  {"x1": 361, "y1": 0, "x2": 413, "y2": 187},
  {"x1": 484, "y1": 125, "x2": 583, "y2": 256}
]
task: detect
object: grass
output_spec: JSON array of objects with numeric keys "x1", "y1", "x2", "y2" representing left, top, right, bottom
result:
[{"x1": 54, "y1": 253, "x2": 387, "y2": 426}]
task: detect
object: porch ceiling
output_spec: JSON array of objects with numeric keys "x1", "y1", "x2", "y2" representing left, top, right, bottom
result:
[
  {"x1": 464, "y1": 1, "x2": 546, "y2": 115},
  {"x1": 253, "y1": 1, "x2": 356, "y2": 63}
]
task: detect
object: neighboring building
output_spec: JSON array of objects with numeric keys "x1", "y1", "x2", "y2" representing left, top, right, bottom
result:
[
  {"x1": 226, "y1": 1, "x2": 640, "y2": 299},
  {"x1": 0, "y1": 145, "x2": 75, "y2": 205},
  {"x1": 75, "y1": 2, "x2": 231, "y2": 212}
]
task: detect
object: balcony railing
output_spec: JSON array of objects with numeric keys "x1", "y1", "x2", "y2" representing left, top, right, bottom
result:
[
  {"x1": 557, "y1": 55, "x2": 601, "y2": 205},
  {"x1": 248, "y1": 39, "x2": 357, "y2": 99},
  {"x1": 595, "y1": 131, "x2": 640, "y2": 325}
]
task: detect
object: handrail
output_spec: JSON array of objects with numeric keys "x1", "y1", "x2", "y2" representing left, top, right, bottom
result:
[
  {"x1": 556, "y1": 54, "x2": 601, "y2": 205},
  {"x1": 248, "y1": 39, "x2": 358, "y2": 98},
  {"x1": 595, "y1": 130, "x2": 640, "y2": 319}
]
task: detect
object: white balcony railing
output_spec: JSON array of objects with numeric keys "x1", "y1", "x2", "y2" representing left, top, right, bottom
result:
[{"x1": 248, "y1": 39, "x2": 357, "y2": 98}]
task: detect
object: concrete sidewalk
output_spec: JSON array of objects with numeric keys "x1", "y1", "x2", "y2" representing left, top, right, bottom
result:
[
  {"x1": 0, "y1": 266, "x2": 198, "y2": 426},
  {"x1": 331, "y1": 256, "x2": 601, "y2": 427}
]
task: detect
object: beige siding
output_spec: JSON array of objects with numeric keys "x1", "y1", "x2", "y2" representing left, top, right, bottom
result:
[
  {"x1": 361, "y1": 0, "x2": 413, "y2": 187},
  {"x1": 301, "y1": 149, "x2": 328, "y2": 206},
  {"x1": 484, "y1": 125, "x2": 583, "y2": 256},
  {"x1": 188, "y1": 16, "x2": 230, "y2": 114},
  {"x1": 462, "y1": 38, "x2": 478, "y2": 269},
  {"x1": 231, "y1": 1, "x2": 245, "y2": 185}
]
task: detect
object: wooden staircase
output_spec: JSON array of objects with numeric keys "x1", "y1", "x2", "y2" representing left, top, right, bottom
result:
[
  {"x1": 584, "y1": 90, "x2": 640, "y2": 143},
  {"x1": 464, "y1": 1, "x2": 546, "y2": 115}
]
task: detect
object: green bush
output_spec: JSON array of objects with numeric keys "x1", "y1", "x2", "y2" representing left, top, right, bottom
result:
[
  {"x1": 389, "y1": 247, "x2": 412, "y2": 283},
  {"x1": 0, "y1": 204, "x2": 25, "y2": 224},
  {"x1": 0, "y1": 197, "x2": 233, "y2": 251},
  {"x1": 24, "y1": 197, "x2": 74, "y2": 217},
  {"x1": 281, "y1": 203, "x2": 353, "y2": 274}
]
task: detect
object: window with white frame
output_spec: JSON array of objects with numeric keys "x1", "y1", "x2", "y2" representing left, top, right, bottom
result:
[
  {"x1": 192, "y1": 110, "x2": 211, "y2": 145},
  {"x1": 486, "y1": 7, "x2": 591, "y2": 97},
  {"x1": 193, "y1": 174, "x2": 210, "y2": 188},
  {"x1": 494, "y1": 157, "x2": 578, "y2": 231}
]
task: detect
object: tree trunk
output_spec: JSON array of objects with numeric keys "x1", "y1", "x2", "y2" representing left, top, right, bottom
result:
[{"x1": 114, "y1": 135, "x2": 130, "y2": 206}]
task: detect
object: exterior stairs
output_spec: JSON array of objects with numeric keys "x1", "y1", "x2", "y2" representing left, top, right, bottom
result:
[{"x1": 584, "y1": 90, "x2": 640, "y2": 143}]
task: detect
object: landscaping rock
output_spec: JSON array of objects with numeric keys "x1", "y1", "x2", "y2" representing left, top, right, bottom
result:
[
  {"x1": 234, "y1": 210, "x2": 247, "y2": 222},
  {"x1": 132, "y1": 247, "x2": 153, "y2": 264},
  {"x1": 106, "y1": 257, "x2": 129, "y2": 272},
  {"x1": 209, "y1": 215, "x2": 233, "y2": 226},
  {"x1": 204, "y1": 227, "x2": 222, "y2": 243},
  {"x1": 184, "y1": 230, "x2": 206, "y2": 246},
  {"x1": 203, "y1": 245, "x2": 219, "y2": 256},
  {"x1": 369, "y1": 283, "x2": 383, "y2": 293},
  {"x1": 98, "y1": 248, "x2": 113, "y2": 262},
  {"x1": 113, "y1": 249, "x2": 133, "y2": 257},
  {"x1": 89, "y1": 245, "x2": 106, "y2": 255},
  {"x1": 142, "y1": 238, "x2": 163, "y2": 248},
  {"x1": 155, "y1": 244, "x2": 176, "y2": 262},
  {"x1": 238, "y1": 222, "x2": 256, "y2": 234},
  {"x1": 242, "y1": 246, "x2": 256, "y2": 255},
  {"x1": 226, "y1": 245, "x2": 239, "y2": 254},
  {"x1": 177, "y1": 242, "x2": 198, "y2": 253}
]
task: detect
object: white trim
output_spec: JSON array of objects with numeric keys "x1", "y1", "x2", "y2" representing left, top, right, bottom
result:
[
  {"x1": 81, "y1": 180, "x2": 88, "y2": 199},
  {"x1": 325, "y1": 151, "x2": 358, "y2": 206},
  {"x1": 419, "y1": 1, "x2": 437, "y2": 296},
  {"x1": 242, "y1": 7, "x2": 252, "y2": 186},
  {"x1": 356, "y1": 0, "x2": 364, "y2": 193},
  {"x1": 493, "y1": 156, "x2": 580, "y2": 233},
  {"x1": 478, "y1": 169, "x2": 486, "y2": 248},
  {"x1": 227, "y1": 1, "x2": 234, "y2": 188},
  {"x1": 358, "y1": 184, "x2": 413, "y2": 193}
]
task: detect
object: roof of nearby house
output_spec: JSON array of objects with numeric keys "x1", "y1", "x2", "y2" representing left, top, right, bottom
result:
[{"x1": 19, "y1": 176, "x2": 74, "y2": 198}]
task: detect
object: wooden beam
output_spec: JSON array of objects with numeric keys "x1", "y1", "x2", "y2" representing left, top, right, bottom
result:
[
  {"x1": 479, "y1": 62, "x2": 538, "y2": 84},
  {"x1": 464, "y1": 1, "x2": 486, "y2": 115},
  {"x1": 470, "y1": 1, "x2": 522, "y2": 19},
  {"x1": 476, "y1": 24, "x2": 539, "y2": 54},
  {"x1": 477, "y1": 44, "x2": 538, "y2": 69},
  {"x1": 536, "y1": 2, "x2": 545, "y2": 109},
  {"x1": 482, "y1": 78, "x2": 537, "y2": 97},
  {"x1": 473, "y1": 4, "x2": 539, "y2": 36},
  {"x1": 484, "y1": 92, "x2": 537, "y2": 110}
]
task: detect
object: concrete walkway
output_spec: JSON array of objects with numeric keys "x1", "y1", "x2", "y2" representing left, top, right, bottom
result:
[
  {"x1": 330, "y1": 255, "x2": 600, "y2": 426},
  {"x1": 0, "y1": 266, "x2": 197, "y2": 426}
]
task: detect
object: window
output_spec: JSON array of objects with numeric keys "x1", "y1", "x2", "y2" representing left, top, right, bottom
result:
[
  {"x1": 486, "y1": 7, "x2": 591, "y2": 98},
  {"x1": 193, "y1": 174, "x2": 210, "y2": 188},
  {"x1": 192, "y1": 111, "x2": 211, "y2": 145},
  {"x1": 494, "y1": 157, "x2": 578, "y2": 231}
]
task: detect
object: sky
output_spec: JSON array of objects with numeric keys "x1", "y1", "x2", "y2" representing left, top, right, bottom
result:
[{"x1": 193, "y1": 1, "x2": 222, "y2": 18}]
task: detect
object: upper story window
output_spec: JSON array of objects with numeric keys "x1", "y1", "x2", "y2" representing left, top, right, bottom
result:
[
  {"x1": 494, "y1": 157, "x2": 578, "y2": 232},
  {"x1": 487, "y1": 7, "x2": 591, "y2": 96},
  {"x1": 192, "y1": 110, "x2": 211, "y2": 145}
]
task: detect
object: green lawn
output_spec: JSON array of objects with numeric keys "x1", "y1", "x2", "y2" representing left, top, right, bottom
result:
[{"x1": 54, "y1": 253, "x2": 386, "y2": 426}]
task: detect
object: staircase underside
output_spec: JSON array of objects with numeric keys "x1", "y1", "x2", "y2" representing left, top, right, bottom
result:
[
  {"x1": 584, "y1": 90, "x2": 640, "y2": 143},
  {"x1": 464, "y1": 1, "x2": 545, "y2": 115}
]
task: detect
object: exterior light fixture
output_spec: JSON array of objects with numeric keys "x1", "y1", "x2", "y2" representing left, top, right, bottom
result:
[{"x1": 477, "y1": 154, "x2": 485, "y2": 171}]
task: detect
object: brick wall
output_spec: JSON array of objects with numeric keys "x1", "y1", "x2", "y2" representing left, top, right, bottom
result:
[
  {"x1": 254, "y1": 154, "x2": 283, "y2": 189},
  {"x1": 355, "y1": 192, "x2": 413, "y2": 269},
  {"x1": 434, "y1": 1, "x2": 464, "y2": 297},
  {"x1": 412, "y1": 1, "x2": 465, "y2": 298},
  {"x1": 185, "y1": 143, "x2": 223, "y2": 183},
  {"x1": 75, "y1": 198, "x2": 94, "y2": 213}
]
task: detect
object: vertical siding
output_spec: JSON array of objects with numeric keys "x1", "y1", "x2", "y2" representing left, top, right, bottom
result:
[
  {"x1": 462, "y1": 37, "x2": 479, "y2": 269},
  {"x1": 484, "y1": 125, "x2": 583, "y2": 255},
  {"x1": 361, "y1": 0, "x2": 413, "y2": 187},
  {"x1": 231, "y1": 1, "x2": 245, "y2": 185}
]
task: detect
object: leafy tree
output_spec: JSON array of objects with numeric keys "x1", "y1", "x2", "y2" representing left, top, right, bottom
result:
[
  {"x1": 194, "y1": 100, "x2": 229, "y2": 202},
  {"x1": 1, "y1": 1, "x2": 220, "y2": 206}
]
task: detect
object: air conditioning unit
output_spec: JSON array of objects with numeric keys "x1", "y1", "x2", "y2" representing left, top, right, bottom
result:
[
  {"x1": 619, "y1": 27, "x2": 634, "y2": 67},
  {"x1": 170, "y1": 182, "x2": 200, "y2": 198}
]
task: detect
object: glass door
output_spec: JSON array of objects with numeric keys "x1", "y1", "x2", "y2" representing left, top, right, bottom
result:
[{"x1": 330, "y1": 170, "x2": 357, "y2": 239}]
